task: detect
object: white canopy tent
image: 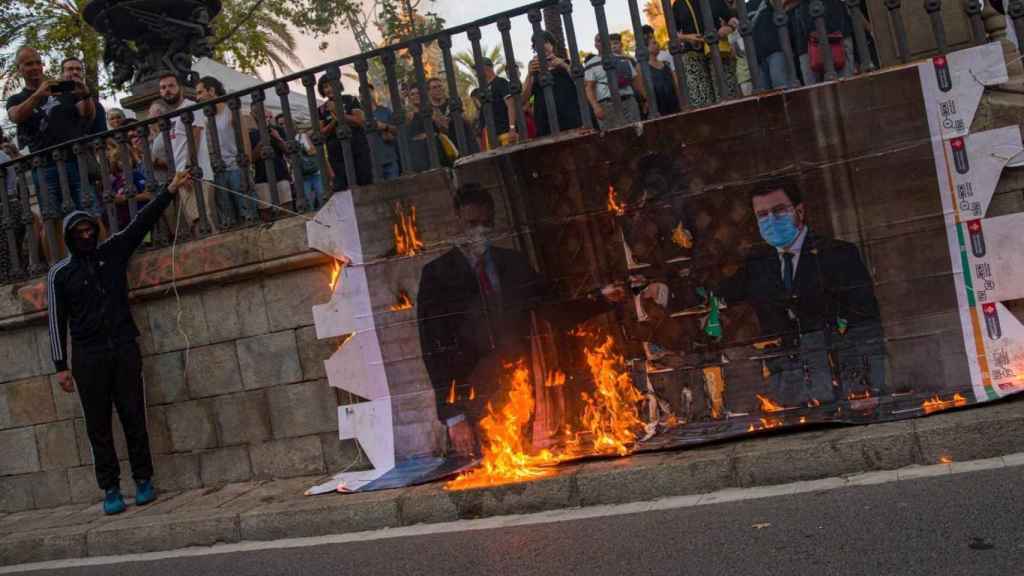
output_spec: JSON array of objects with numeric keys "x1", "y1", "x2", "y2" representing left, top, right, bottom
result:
[{"x1": 191, "y1": 58, "x2": 318, "y2": 125}]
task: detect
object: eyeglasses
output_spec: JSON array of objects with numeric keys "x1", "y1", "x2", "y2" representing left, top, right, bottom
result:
[{"x1": 755, "y1": 203, "x2": 795, "y2": 219}]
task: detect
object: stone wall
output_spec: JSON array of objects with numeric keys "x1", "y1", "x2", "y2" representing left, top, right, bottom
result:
[{"x1": 0, "y1": 215, "x2": 361, "y2": 512}]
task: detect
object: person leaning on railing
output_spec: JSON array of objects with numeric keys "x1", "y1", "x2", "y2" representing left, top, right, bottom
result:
[
  {"x1": 522, "y1": 31, "x2": 582, "y2": 138},
  {"x1": 197, "y1": 75, "x2": 255, "y2": 227},
  {"x1": 316, "y1": 76, "x2": 373, "y2": 192},
  {"x1": 104, "y1": 136, "x2": 151, "y2": 232}
]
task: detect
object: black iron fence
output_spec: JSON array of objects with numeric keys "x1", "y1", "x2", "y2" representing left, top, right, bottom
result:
[{"x1": 1, "y1": 0, "x2": 1021, "y2": 284}]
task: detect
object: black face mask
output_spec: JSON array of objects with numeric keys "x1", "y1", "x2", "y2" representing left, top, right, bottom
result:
[{"x1": 70, "y1": 228, "x2": 98, "y2": 254}]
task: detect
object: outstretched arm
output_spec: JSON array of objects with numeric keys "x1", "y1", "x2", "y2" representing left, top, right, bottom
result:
[{"x1": 104, "y1": 171, "x2": 190, "y2": 261}]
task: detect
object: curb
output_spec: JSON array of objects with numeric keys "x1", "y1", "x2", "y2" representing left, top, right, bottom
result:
[{"x1": 2, "y1": 396, "x2": 1022, "y2": 566}]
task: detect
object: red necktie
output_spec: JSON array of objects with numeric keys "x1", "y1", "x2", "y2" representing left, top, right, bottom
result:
[{"x1": 477, "y1": 259, "x2": 493, "y2": 295}]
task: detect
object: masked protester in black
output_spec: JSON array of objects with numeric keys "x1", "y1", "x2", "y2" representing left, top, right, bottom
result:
[{"x1": 47, "y1": 171, "x2": 190, "y2": 515}]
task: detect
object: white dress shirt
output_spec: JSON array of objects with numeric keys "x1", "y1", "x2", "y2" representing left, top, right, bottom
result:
[{"x1": 778, "y1": 225, "x2": 809, "y2": 281}]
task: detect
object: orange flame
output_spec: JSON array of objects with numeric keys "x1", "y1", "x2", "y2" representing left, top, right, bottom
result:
[
  {"x1": 445, "y1": 361, "x2": 557, "y2": 490},
  {"x1": 807, "y1": 398, "x2": 821, "y2": 408},
  {"x1": 799, "y1": 416, "x2": 808, "y2": 424},
  {"x1": 469, "y1": 387, "x2": 476, "y2": 401},
  {"x1": 389, "y1": 289, "x2": 413, "y2": 311},
  {"x1": 922, "y1": 393, "x2": 968, "y2": 414},
  {"x1": 939, "y1": 455, "x2": 953, "y2": 464},
  {"x1": 545, "y1": 370, "x2": 567, "y2": 388},
  {"x1": 848, "y1": 390, "x2": 871, "y2": 401},
  {"x1": 393, "y1": 201, "x2": 424, "y2": 257},
  {"x1": 607, "y1": 185, "x2": 625, "y2": 216},
  {"x1": 446, "y1": 380, "x2": 457, "y2": 405},
  {"x1": 576, "y1": 337, "x2": 645, "y2": 456},
  {"x1": 759, "y1": 416, "x2": 784, "y2": 430},
  {"x1": 328, "y1": 260, "x2": 343, "y2": 291},
  {"x1": 756, "y1": 394, "x2": 785, "y2": 413}
]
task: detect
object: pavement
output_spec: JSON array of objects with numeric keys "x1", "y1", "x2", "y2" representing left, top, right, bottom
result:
[
  {"x1": 6, "y1": 460, "x2": 1021, "y2": 576},
  {"x1": 1, "y1": 396, "x2": 1022, "y2": 568}
]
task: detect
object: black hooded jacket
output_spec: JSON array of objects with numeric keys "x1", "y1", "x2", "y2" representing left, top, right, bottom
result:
[{"x1": 48, "y1": 189, "x2": 173, "y2": 371}]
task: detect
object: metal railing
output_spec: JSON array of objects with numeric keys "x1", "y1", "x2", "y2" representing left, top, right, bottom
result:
[{"x1": 0, "y1": 0, "x2": 1020, "y2": 284}]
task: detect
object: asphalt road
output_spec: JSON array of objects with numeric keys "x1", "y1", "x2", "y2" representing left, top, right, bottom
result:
[{"x1": 11, "y1": 466, "x2": 1023, "y2": 576}]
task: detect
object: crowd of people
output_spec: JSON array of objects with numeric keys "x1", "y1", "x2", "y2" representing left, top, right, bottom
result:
[{"x1": 1, "y1": 0, "x2": 875, "y2": 243}]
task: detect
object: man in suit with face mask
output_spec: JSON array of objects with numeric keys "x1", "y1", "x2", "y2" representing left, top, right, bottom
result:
[
  {"x1": 417, "y1": 183, "x2": 621, "y2": 454},
  {"x1": 715, "y1": 177, "x2": 884, "y2": 407}
]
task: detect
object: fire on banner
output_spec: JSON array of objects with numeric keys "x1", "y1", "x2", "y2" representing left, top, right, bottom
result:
[{"x1": 304, "y1": 42, "x2": 1024, "y2": 495}]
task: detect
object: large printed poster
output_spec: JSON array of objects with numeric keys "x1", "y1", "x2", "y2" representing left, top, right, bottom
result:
[{"x1": 306, "y1": 42, "x2": 1023, "y2": 494}]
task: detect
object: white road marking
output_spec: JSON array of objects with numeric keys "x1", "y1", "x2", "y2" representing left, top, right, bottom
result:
[{"x1": 2, "y1": 452, "x2": 1020, "y2": 574}]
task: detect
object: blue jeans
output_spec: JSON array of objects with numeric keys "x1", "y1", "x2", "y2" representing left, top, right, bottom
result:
[
  {"x1": 760, "y1": 51, "x2": 798, "y2": 90},
  {"x1": 303, "y1": 175, "x2": 324, "y2": 211},
  {"x1": 37, "y1": 162, "x2": 101, "y2": 217},
  {"x1": 214, "y1": 169, "x2": 252, "y2": 226},
  {"x1": 380, "y1": 161, "x2": 400, "y2": 181}
]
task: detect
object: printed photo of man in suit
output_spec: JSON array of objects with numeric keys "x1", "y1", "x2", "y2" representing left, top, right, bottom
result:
[
  {"x1": 715, "y1": 176, "x2": 886, "y2": 408},
  {"x1": 417, "y1": 183, "x2": 621, "y2": 455}
]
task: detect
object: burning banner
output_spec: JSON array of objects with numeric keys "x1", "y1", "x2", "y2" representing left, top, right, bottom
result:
[{"x1": 305, "y1": 42, "x2": 1023, "y2": 495}]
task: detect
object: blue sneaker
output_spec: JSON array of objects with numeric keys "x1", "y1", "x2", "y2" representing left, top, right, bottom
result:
[
  {"x1": 135, "y1": 479, "x2": 157, "y2": 506},
  {"x1": 103, "y1": 488, "x2": 126, "y2": 515}
]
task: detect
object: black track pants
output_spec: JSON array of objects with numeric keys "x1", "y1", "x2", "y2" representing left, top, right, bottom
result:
[{"x1": 71, "y1": 342, "x2": 153, "y2": 490}]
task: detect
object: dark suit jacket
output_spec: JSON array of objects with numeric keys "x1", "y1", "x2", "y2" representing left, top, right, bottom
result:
[
  {"x1": 417, "y1": 246, "x2": 609, "y2": 424},
  {"x1": 717, "y1": 231, "x2": 879, "y2": 342}
]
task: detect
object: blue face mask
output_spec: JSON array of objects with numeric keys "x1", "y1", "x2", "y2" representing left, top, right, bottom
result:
[{"x1": 758, "y1": 213, "x2": 800, "y2": 248}]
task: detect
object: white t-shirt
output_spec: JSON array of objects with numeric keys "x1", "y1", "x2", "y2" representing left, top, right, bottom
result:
[
  {"x1": 584, "y1": 55, "x2": 638, "y2": 101},
  {"x1": 169, "y1": 99, "x2": 211, "y2": 177}
]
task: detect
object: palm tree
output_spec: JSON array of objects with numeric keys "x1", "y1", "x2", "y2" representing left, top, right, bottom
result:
[{"x1": 452, "y1": 46, "x2": 523, "y2": 121}]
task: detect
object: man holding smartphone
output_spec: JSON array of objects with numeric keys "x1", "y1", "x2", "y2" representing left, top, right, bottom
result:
[{"x1": 5, "y1": 46, "x2": 97, "y2": 218}]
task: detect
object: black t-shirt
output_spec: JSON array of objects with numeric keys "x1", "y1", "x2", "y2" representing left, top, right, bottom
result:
[
  {"x1": 319, "y1": 95, "x2": 371, "y2": 163},
  {"x1": 249, "y1": 125, "x2": 290, "y2": 183},
  {"x1": 5, "y1": 88, "x2": 86, "y2": 153},
  {"x1": 488, "y1": 76, "x2": 512, "y2": 135},
  {"x1": 531, "y1": 67, "x2": 582, "y2": 137}
]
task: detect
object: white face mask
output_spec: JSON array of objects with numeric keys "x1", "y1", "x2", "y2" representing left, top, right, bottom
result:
[{"x1": 459, "y1": 225, "x2": 492, "y2": 260}]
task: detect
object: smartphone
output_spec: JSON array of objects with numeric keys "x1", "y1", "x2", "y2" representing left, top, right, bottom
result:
[{"x1": 51, "y1": 80, "x2": 77, "y2": 94}]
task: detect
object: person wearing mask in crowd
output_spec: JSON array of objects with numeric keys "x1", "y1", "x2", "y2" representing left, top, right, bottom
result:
[
  {"x1": 641, "y1": 26, "x2": 681, "y2": 116},
  {"x1": 249, "y1": 111, "x2": 293, "y2": 217},
  {"x1": 584, "y1": 33, "x2": 647, "y2": 129},
  {"x1": 477, "y1": 58, "x2": 519, "y2": 149},
  {"x1": 672, "y1": 0, "x2": 740, "y2": 105},
  {"x1": 156, "y1": 73, "x2": 205, "y2": 233},
  {"x1": 107, "y1": 108, "x2": 128, "y2": 130},
  {"x1": 48, "y1": 170, "x2": 192, "y2": 515},
  {"x1": 523, "y1": 31, "x2": 582, "y2": 137},
  {"x1": 317, "y1": 76, "x2": 373, "y2": 192},
  {"x1": 196, "y1": 75, "x2": 254, "y2": 226},
  {"x1": 367, "y1": 84, "x2": 401, "y2": 180},
  {"x1": 6, "y1": 47, "x2": 97, "y2": 219}
]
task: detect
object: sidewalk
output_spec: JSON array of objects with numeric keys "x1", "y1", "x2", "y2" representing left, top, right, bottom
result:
[{"x1": 2, "y1": 396, "x2": 1022, "y2": 567}]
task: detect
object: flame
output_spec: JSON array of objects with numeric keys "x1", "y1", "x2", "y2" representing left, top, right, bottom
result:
[
  {"x1": 807, "y1": 398, "x2": 821, "y2": 408},
  {"x1": 922, "y1": 393, "x2": 968, "y2": 415},
  {"x1": 671, "y1": 222, "x2": 693, "y2": 249},
  {"x1": 759, "y1": 416, "x2": 784, "y2": 430},
  {"x1": 848, "y1": 390, "x2": 871, "y2": 401},
  {"x1": 747, "y1": 423, "x2": 756, "y2": 432},
  {"x1": 446, "y1": 361, "x2": 557, "y2": 490},
  {"x1": 799, "y1": 416, "x2": 808, "y2": 424},
  {"x1": 446, "y1": 380, "x2": 457, "y2": 405},
  {"x1": 939, "y1": 455, "x2": 953, "y2": 464},
  {"x1": 328, "y1": 260, "x2": 343, "y2": 291},
  {"x1": 756, "y1": 394, "x2": 785, "y2": 413},
  {"x1": 389, "y1": 289, "x2": 413, "y2": 311},
  {"x1": 469, "y1": 387, "x2": 476, "y2": 401},
  {"x1": 575, "y1": 337, "x2": 645, "y2": 456},
  {"x1": 392, "y1": 201, "x2": 424, "y2": 257},
  {"x1": 607, "y1": 185, "x2": 626, "y2": 216},
  {"x1": 545, "y1": 370, "x2": 567, "y2": 388}
]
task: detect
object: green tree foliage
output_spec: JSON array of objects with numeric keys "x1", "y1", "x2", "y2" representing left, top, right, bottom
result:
[{"x1": 0, "y1": 0, "x2": 364, "y2": 96}]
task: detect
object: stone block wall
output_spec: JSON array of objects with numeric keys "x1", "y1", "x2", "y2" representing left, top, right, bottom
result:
[{"x1": 0, "y1": 216, "x2": 360, "y2": 512}]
